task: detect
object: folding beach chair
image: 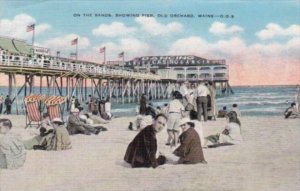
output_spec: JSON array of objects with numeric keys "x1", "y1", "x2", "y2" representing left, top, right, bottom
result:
[
  {"x1": 24, "y1": 94, "x2": 44, "y2": 129},
  {"x1": 43, "y1": 96, "x2": 67, "y2": 121}
]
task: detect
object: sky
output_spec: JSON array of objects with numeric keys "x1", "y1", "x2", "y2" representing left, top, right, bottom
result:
[{"x1": 0, "y1": 0, "x2": 299, "y2": 86}]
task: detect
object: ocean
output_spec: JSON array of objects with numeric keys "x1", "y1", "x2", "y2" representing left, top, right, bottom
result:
[{"x1": 0, "y1": 85, "x2": 298, "y2": 117}]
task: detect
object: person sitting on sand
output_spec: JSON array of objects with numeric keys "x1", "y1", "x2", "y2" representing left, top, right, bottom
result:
[
  {"x1": 189, "y1": 110, "x2": 205, "y2": 148},
  {"x1": 128, "y1": 114, "x2": 153, "y2": 131},
  {"x1": 145, "y1": 103, "x2": 157, "y2": 118},
  {"x1": 204, "y1": 111, "x2": 243, "y2": 148},
  {"x1": 24, "y1": 118, "x2": 72, "y2": 151},
  {"x1": 0, "y1": 118, "x2": 26, "y2": 169},
  {"x1": 124, "y1": 114, "x2": 167, "y2": 168},
  {"x1": 284, "y1": 103, "x2": 300, "y2": 119},
  {"x1": 217, "y1": 106, "x2": 227, "y2": 118},
  {"x1": 66, "y1": 108, "x2": 102, "y2": 135},
  {"x1": 232, "y1": 104, "x2": 241, "y2": 119},
  {"x1": 41, "y1": 113, "x2": 53, "y2": 130},
  {"x1": 173, "y1": 118, "x2": 207, "y2": 164},
  {"x1": 87, "y1": 111, "x2": 109, "y2": 124}
]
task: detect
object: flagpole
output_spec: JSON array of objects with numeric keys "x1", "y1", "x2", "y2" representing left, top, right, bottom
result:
[
  {"x1": 76, "y1": 38, "x2": 78, "y2": 60},
  {"x1": 122, "y1": 52, "x2": 125, "y2": 68},
  {"x1": 104, "y1": 48, "x2": 106, "y2": 64},
  {"x1": 32, "y1": 25, "x2": 35, "y2": 58}
]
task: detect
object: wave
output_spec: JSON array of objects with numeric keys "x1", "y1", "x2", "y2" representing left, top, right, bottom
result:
[{"x1": 217, "y1": 100, "x2": 289, "y2": 106}]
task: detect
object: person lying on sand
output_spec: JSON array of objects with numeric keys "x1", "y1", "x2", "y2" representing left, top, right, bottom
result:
[
  {"x1": 0, "y1": 118, "x2": 26, "y2": 169},
  {"x1": 124, "y1": 114, "x2": 167, "y2": 168},
  {"x1": 204, "y1": 111, "x2": 243, "y2": 148},
  {"x1": 67, "y1": 108, "x2": 104, "y2": 135}
]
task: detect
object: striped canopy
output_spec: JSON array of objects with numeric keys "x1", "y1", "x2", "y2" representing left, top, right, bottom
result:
[
  {"x1": 24, "y1": 94, "x2": 45, "y2": 103},
  {"x1": 43, "y1": 96, "x2": 67, "y2": 106}
]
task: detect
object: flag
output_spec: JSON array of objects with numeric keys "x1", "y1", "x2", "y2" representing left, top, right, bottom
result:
[
  {"x1": 118, "y1": 51, "x2": 124, "y2": 58},
  {"x1": 71, "y1": 38, "x2": 78, "y2": 45},
  {"x1": 27, "y1": 24, "x2": 35, "y2": 32},
  {"x1": 99, "y1": 47, "x2": 105, "y2": 53}
]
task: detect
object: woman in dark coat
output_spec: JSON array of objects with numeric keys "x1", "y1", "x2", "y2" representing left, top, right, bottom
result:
[
  {"x1": 173, "y1": 118, "x2": 207, "y2": 164},
  {"x1": 139, "y1": 94, "x2": 147, "y2": 115}
]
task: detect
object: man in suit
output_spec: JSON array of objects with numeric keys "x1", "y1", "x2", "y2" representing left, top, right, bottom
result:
[{"x1": 124, "y1": 114, "x2": 167, "y2": 168}]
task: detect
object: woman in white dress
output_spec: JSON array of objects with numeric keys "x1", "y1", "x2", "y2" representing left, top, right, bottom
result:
[{"x1": 204, "y1": 111, "x2": 243, "y2": 147}]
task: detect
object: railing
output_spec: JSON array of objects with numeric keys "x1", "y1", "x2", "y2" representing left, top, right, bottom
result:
[
  {"x1": 0, "y1": 55, "x2": 160, "y2": 81},
  {"x1": 178, "y1": 76, "x2": 228, "y2": 82}
]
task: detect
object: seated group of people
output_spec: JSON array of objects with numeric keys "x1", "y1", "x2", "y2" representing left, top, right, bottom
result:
[
  {"x1": 67, "y1": 108, "x2": 108, "y2": 135},
  {"x1": 0, "y1": 106, "x2": 110, "y2": 170},
  {"x1": 124, "y1": 110, "x2": 243, "y2": 168},
  {"x1": 217, "y1": 104, "x2": 242, "y2": 119}
]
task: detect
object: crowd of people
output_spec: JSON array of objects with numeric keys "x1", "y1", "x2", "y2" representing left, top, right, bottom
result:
[
  {"x1": 2, "y1": 84, "x2": 299, "y2": 170},
  {"x1": 125, "y1": 81, "x2": 244, "y2": 168}
]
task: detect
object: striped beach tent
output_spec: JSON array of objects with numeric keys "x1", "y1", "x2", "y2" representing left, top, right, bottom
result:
[
  {"x1": 24, "y1": 94, "x2": 44, "y2": 128},
  {"x1": 42, "y1": 96, "x2": 67, "y2": 120}
]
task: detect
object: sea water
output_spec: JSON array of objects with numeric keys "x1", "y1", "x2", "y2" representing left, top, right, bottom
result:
[{"x1": 0, "y1": 85, "x2": 298, "y2": 117}]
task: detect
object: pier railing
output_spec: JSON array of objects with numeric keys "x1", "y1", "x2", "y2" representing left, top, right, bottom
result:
[{"x1": 0, "y1": 56, "x2": 160, "y2": 80}]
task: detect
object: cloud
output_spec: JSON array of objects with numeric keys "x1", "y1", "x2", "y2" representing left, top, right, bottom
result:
[
  {"x1": 0, "y1": 14, "x2": 51, "y2": 39},
  {"x1": 256, "y1": 23, "x2": 300, "y2": 40},
  {"x1": 209, "y1": 22, "x2": 244, "y2": 36},
  {"x1": 92, "y1": 22, "x2": 136, "y2": 37},
  {"x1": 135, "y1": 17, "x2": 183, "y2": 36},
  {"x1": 168, "y1": 36, "x2": 210, "y2": 56},
  {"x1": 84, "y1": 38, "x2": 151, "y2": 62},
  {"x1": 42, "y1": 34, "x2": 90, "y2": 54}
]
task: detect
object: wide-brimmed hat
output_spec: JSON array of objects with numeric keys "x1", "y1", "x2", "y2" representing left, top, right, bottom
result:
[
  {"x1": 71, "y1": 108, "x2": 79, "y2": 113},
  {"x1": 179, "y1": 118, "x2": 190, "y2": 127},
  {"x1": 52, "y1": 118, "x2": 63, "y2": 124}
]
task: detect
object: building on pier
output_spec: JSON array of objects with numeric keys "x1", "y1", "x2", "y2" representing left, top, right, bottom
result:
[{"x1": 125, "y1": 55, "x2": 234, "y2": 94}]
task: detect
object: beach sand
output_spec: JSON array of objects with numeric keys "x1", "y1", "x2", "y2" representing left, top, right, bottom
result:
[{"x1": 0, "y1": 115, "x2": 299, "y2": 191}]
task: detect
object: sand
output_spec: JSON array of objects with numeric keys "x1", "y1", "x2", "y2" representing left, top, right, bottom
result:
[{"x1": 0, "y1": 114, "x2": 299, "y2": 191}]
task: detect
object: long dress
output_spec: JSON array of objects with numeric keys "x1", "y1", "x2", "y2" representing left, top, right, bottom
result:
[
  {"x1": 139, "y1": 96, "x2": 147, "y2": 115},
  {"x1": 207, "y1": 86, "x2": 217, "y2": 118},
  {"x1": 218, "y1": 122, "x2": 243, "y2": 145}
]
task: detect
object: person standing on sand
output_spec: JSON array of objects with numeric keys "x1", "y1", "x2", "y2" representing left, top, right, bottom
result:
[
  {"x1": 296, "y1": 85, "x2": 300, "y2": 113},
  {"x1": 124, "y1": 114, "x2": 167, "y2": 168},
  {"x1": 4, "y1": 95, "x2": 12, "y2": 115},
  {"x1": 0, "y1": 93, "x2": 3, "y2": 114},
  {"x1": 166, "y1": 91, "x2": 185, "y2": 147},
  {"x1": 195, "y1": 82, "x2": 209, "y2": 121},
  {"x1": 207, "y1": 81, "x2": 217, "y2": 120},
  {"x1": 139, "y1": 94, "x2": 147, "y2": 115}
]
